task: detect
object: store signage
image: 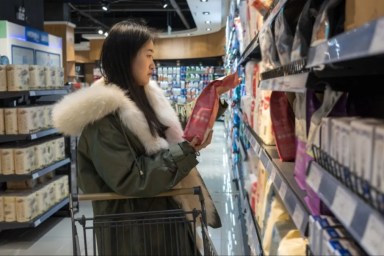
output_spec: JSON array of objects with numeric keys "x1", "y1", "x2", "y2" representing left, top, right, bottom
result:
[{"x1": 25, "y1": 27, "x2": 49, "y2": 46}]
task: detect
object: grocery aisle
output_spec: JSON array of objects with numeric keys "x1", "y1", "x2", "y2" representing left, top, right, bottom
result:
[{"x1": 0, "y1": 121, "x2": 244, "y2": 255}]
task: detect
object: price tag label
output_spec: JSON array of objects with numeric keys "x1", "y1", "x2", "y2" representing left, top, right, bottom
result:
[
  {"x1": 279, "y1": 182, "x2": 288, "y2": 199},
  {"x1": 331, "y1": 186, "x2": 357, "y2": 226},
  {"x1": 35, "y1": 219, "x2": 41, "y2": 226},
  {"x1": 361, "y1": 214, "x2": 384, "y2": 255},
  {"x1": 270, "y1": 166, "x2": 277, "y2": 182},
  {"x1": 369, "y1": 19, "x2": 384, "y2": 54},
  {"x1": 306, "y1": 163, "x2": 323, "y2": 193},
  {"x1": 292, "y1": 205, "x2": 305, "y2": 230}
]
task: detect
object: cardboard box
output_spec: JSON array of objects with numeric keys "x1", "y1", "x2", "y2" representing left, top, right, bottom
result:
[{"x1": 345, "y1": 0, "x2": 384, "y2": 31}]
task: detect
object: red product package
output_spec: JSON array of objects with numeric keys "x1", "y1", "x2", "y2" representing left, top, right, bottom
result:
[
  {"x1": 270, "y1": 91, "x2": 296, "y2": 161},
  {"x1": 183, "y1": 73, "x2": 240, "y2": 144}
]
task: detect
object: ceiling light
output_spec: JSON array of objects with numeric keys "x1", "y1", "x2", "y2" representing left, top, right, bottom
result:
[
  {"x1": 162, "y1": 0, "x2": 169, "y2": 8},
  {"x1": 206, "y1": 28, "x2": 211, "y2": 31},
  {"x1": 202, "y1": 12, "x2": 210, "y2": 15},
  {"x1": 98, "y1": 29, "x2": 103, "y2": 35},
  {"x1": 101, "y1": 0, "x2": 109, "y2": 11},
  {"x1": 205, "y1": 21, "x2": 211, "y2": 24},
  {"x1": 104, "y1": 32, "x2": 108, "y2": 37},
  {"x1": 200, "y1": 0, "x2": 208, "y2": 2}
]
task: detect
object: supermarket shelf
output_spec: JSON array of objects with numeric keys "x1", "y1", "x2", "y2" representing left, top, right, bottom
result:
[
  {"x1": 244, "y1": 126, "x2": 309, "y2": 237},
  {"x1": 0, "y1": 197, "x2": 69, "y2": 230},
  {"x1": 307, "y1": 161, "x2": 384, "y2": 255},
  {"x1": 237, "y1": 36, "x2": 260, "y2": 66},
  {"x1": 244, "y1": 193, "x2": 264, "y2": 256},
  {"x1": 307, "y1": 17, "x2": 384, "y2": 68},
  {"x1": 259, "y1": 72, "x2": 309, "y2": 93},
  {"x1": 0, "y1": 128, "x2": 59, "y2": 143},
  {"x1": 0, "y1": 158, "x2": 71, "y2": 182},
  {"x1": 0, "y1": 89, "x2": 69, "y2": 99}
]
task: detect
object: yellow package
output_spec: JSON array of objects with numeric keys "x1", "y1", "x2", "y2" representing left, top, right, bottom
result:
[{"x1": 277, "y1": 229, "x2": 307, "y2": 256}]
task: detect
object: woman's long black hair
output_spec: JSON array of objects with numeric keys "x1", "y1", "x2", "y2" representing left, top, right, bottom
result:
[{"x1": 100, "y1": 19, "x2": 168, "y2": 138}]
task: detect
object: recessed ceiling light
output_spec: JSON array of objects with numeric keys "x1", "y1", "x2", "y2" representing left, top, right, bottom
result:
[
  {"x1": 104, "y1": 32, "x2": 108, "y2": 37},
  {"x1": 98, "y1": 29, "x2": 103, "y2": 35},
  {"x1": 202, "y1": 12, "x2": 210, "y2": 15},
  {"x1": 205, "y1": 21, "x2": 211, "y2": 24},
  {"x1": 206, "y1": 28, "x2": 211, "y2": 31},
  {"x1": 200, "y1": 0, "x2": 208, "y2": 2}
]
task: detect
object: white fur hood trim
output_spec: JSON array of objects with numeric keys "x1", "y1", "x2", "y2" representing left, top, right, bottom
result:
[{"x1": 53, "y1": 78, "x2": 184, "y2": 154}]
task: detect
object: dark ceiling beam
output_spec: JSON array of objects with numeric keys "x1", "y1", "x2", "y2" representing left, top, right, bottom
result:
[
  {"x1": 169, "y1": 0, "x2": 190, "y2": 29},
  {"x1": 70, "y1": 8, "x2": 189, "y2": 12},
  {"x1": 68, "y1": 3, "x2": 109, "y2": 29}
]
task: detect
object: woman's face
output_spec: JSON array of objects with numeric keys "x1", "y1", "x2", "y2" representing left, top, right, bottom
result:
[{"x1": 132, "y1": 40, "x2": 155, "y2": 86}]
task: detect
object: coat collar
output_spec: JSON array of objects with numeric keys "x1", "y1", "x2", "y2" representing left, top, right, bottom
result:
[{"x1": 52, "y1": 78, "x2": 184, "y2": 154}]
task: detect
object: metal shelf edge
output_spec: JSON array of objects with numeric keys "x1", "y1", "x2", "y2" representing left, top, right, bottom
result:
[
  {"x1": 0, "y1": 158, "x2": 71, "y2": 181},
  {"x1": 0, "y1": 128, "x2": 59, "y2": 143},
  {"x1": 307, "y1": 161, "x2": 384, "y2": 255},
  {"x1": 0, "y1": 197, "x2": 69, "y2": 230},
  {"x1": 259, "y1": 72, "x2": 309, "y2": 92}
]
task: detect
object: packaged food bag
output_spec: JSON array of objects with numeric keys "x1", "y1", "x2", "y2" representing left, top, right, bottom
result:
[{"x1": 183, "y1": 73, "x2": 240, "y2": 144}]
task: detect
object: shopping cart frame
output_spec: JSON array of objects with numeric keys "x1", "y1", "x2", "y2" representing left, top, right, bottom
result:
[{"x1": 70, "y1": 186, "x2": 218, "y2": 256}]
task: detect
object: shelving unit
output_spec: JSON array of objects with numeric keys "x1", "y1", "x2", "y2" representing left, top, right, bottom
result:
[
  {"x1": 307, "y1": 161, "x2": 384, "y2": 255},
  {"x1": 0, "y1": 158, "x2": 71, "y2": 181},
  {"x1": 0, "y1": 89, "x2": 69, "y2": 99},
  {"x1": 243, "y1": 126, "x2": 309, "y2": 237},
  {"x1": 0, "y1": 128, "x2": 59, "y2": 143},
  {"x1": 0, "y1": 198, "x2": 69, "y2": 230}
]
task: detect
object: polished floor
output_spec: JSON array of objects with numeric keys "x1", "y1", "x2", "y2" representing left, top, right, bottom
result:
[{"x1": 0, "y1": 122, "x2": 245, "y2": 255}]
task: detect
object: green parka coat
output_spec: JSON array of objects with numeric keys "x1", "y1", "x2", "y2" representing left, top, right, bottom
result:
[{"x1": 53, "y1": 78, "x2": 221, "y2": 255}]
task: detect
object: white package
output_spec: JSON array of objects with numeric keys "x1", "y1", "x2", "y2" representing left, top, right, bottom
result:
[
  {"x1": 34, "y1": 142, "x2": 47, "y2": 170},
  {"x1": 372, "y1": 126, "x2": 384, "y2": 193},
  {"x1": 14, "y1": 145, "x2": 36, "y2": 174},
  {"x1": 17, "y1": 106, "x2": 39, "y2": 134},
  {"x1": 350, "y1": 119, "x2": 383, "y2": 183},
  {"x1": 29, "y1": 65, "x2": 45, "y2": 89},
  {"x1": 309, "y1": 215, "x2": 322, "y2": 255},
  {"x1": 15, "y1": 191, "x2": 37, "y2": 222},
  {"x1": 53, "y1": 137, "x2": 65, "y2": 161},
  {"x1": 315, "y1": 216, "x2": 341, "y2": 256},
  {"x1": 55, "y1": 67, "x2": 64, "y2": 88},
  {"x1": 4, "y1": 108, "x2": 18, "y2": 134},
  {"x1": 3, "y1": 194, "x2": 16, "y2": 222},
  {"x1": 0, "y1": 65, "x2": 6, "y2": 91},
  {"x1": 321, "y1": 117, "x2": 332, "y2": 154},
  {"x1": 1, "y1": 148, "x2": 14, "y2": 175},
  {"x1": 6, "y1": 65, "x2": 29, "y2": 91},
  {"x1": 327, "y1": 239, "x2": 363, "y2": 256},
  {"x1": 0, "y1": 108, "x2": 5, "y2": 135},
  {"x1": 35, "y1": 185, "x2": 49, "y2": 215},
  {"x1": 331, "y1": 117, "x2": 358, "y2": 166},
  {"x1": 45, "y1": 66, "x2": 56, "y2": 88},
  {"x1": 322, "y1": 227, "x2": 350, "y2": 254}
]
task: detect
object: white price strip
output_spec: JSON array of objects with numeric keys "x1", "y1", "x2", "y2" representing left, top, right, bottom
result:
[
  {"x1": 270, "y1": 167, "x2": 277, "y2": 182},
  {"x1": 369, "y1": 18, "x2": 384, "y2": 54},
  {"x1": 331, "y1": 186, "x2": 357, "y2": 226},
  {"x1": 361, "y1": 214, "x2": 384, "y2": 254},
  {"x1": 35, "y1": 219, "x2": 41, "y2": 226},
  {"x1": 306, "y1": 164, "x2": 323, "y2": 192},
  {"x1": 279, "y1": 182, "x2": 288, "y2": 199},
  {"x1": 292, "y1": 205, "x2": 304, "y2": 229}
]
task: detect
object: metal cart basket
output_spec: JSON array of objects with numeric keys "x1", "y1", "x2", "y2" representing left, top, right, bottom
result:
[{"x1": 70, "y1": 187, "x2": 218, "y2": 256}]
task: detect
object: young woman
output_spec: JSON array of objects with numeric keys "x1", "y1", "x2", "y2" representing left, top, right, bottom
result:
[{"x1": 53, "y1": 20, "x2": 221, "y2": 255}]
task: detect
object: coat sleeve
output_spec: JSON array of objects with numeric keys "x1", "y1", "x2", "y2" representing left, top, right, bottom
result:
[{"x1": 88, "y1": 121, "x2": 198, "y2": 197}]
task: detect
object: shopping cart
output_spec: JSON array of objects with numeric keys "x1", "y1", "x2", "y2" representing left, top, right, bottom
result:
[{"x1": 70, "y1": 186, "x2": 218, "y2": 256}]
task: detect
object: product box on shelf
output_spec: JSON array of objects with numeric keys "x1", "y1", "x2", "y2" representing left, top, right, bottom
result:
[
  {"x1": 45, "y1": 66, "x2": 56, "y2": 88},
  {"x1": 2, "y1": 193, "x2": 17, "y2": 222},
  {"x1": 320, "y1": 117, "x2": 332, "y2": 155},
  {"x1": 56, "y1": 67, "x2": 64, "y2": 88},
  {"x1": 322, "y1": 227, "x2": 350, "y2": 255},
  {"x1": 344, "y1": 0, "x2": 384, "y2": 31},
  {"x1": 35, "y1": 184, "x2": 49, "y2": 215},
  {"x1": 0, "y1": 196, "x2": 3, "y2": 221},
  {"x1": 34, "y1": 142, "x2": 48, "y2": 170},
  {"x1": 326, "y1": 239, "x2": 364, "y2": 256},
  {"x1": 52, "y1": 137, "x2": 66, "y2": 162},
  {"x1": 372, "y1": 125, "x2": 384, "y2": 194},
  {"x1": 350, "y1": 119, "x2": 383, "y2": 186},
  {"x1": 0, "y1": 109, "x2": 4, "y2": 135},
  {"x1": 0, "y1": 147, "x2": 15, "y2": 175},
  {"x1": 29, "y1": 65, "x2": 46, "y2": 89},
  {"x1": 6, "y1": 65, "x2": 30, "y2": 91},
  {"x1": 0, "y1": 65, "x2": 6, "y2": 91},
  {"x1": 13, "y1": 144, "x2": 36, "y2": 175},
  {"x1": 17, "y1": 106, "x2": 40, "y2": 134},
  {"x1": 15, "y1": 190, "x2": 38, "y2": 222},
  {"x1": 44, "y1": 105, "x2": 53, "y2": 128},
  {"x1": 4, "y1": 108, "x2": 18, "y2": 135},
  {"x1": 313, "y1": 216, "x2": 342, "y2": 256}
]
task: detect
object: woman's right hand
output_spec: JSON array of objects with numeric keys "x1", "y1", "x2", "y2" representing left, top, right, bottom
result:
[{"x1": 189, "y1": 130, "x2": 213, "y2": 152}]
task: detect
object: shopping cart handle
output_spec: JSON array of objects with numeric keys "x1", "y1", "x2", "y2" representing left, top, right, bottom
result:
[{"x1": 74, "y1": 187, "x2": 202, "y2": 201}]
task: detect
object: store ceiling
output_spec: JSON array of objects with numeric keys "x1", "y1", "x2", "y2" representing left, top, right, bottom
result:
[{"x1": 45, "y1": 0, "x2": 229, "y2": 45}]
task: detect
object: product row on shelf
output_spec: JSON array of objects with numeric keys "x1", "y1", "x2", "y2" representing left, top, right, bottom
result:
[
  {"x1": 153, "y1": 65, "x2": 225, "y2": 104},
  {"x1": 225, "y1": 0, "x2": 384, "y2": 255}
]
